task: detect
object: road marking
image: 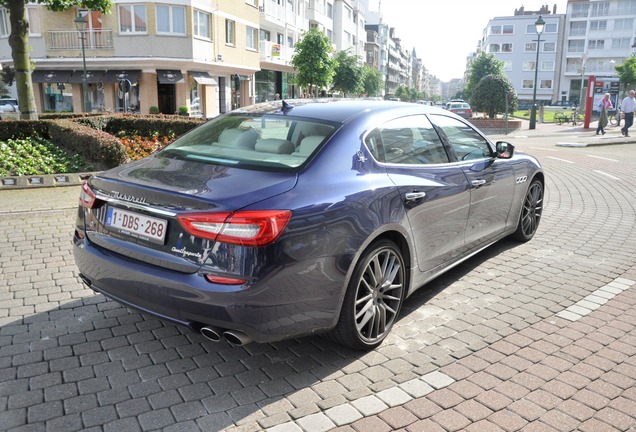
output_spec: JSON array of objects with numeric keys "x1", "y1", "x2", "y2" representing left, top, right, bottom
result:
[
  {"x1": 593, "y1": 170, "x2": 620, "y2": 180},
  {"x1": 547, "y1": 156, "x2": 575, "y2": 164},
  {"x1": 556, "y1": 142, "x2": 587, "y2": 147},
  {"x1": 586, "y1": 155, "x2": 619, "y2": 162},
  {"x1": 556, "y1": 278, "x2": 634, "y2": 322},
  {"x1": 528, "y1": 147, "x2": 558, "y2": 152}
]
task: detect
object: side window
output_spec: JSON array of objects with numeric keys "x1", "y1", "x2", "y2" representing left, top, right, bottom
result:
[
  {"x1": 364, "y1": 115, "x2": 450, "y2": 165},
  {"x1": 429, "y1": 115, "x2": 493, "y2": 161}
]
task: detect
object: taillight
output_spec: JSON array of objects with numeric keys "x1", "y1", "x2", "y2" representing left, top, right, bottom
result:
[
  {"x1": 79, "y1": 182, "x2": 97, "y2": 208},
  {"x1": 177, "y1": 210, "x2": 292, "y2": 246}
]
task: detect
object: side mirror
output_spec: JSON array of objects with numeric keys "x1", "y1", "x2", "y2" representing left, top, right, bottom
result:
[{"x1": 496, "y1": 141, "x2": 514, "y2": 159}]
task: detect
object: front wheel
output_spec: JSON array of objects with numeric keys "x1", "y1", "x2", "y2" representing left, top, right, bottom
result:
[
  {"x1": 511, "y1": 179, "x2": 544, "y2": 242},
  {"x1": 330, "y1": 240, "x2": 406, "y2": 350},
  {"x1": 554, "y1": 113, "x2": 566, "y2": 125}
]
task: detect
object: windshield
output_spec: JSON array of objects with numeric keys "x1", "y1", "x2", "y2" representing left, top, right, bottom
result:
[{"x1": 159, "y1": 114, "x2": 338, "y2": 170}]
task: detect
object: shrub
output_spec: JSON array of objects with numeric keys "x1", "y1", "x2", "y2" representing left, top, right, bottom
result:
[{"x1": 149, "y1": 106, "x2": 160, "y2": 114}]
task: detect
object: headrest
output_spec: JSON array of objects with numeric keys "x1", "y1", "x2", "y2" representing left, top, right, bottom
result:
[
  {"x1": 255, "y1": 139, "x2": 295, "y2": 154},
  {"x1": 298, "y1": 135, "x2": 324, "y2": 156}
]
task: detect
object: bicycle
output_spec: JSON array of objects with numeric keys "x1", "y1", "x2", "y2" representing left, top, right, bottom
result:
[
  {"x1": 608, "y1": 110, "x2": 621, "y2": 126},
  {"x1": 554, "y1": 109, "x2": 583, "y2": 126}
]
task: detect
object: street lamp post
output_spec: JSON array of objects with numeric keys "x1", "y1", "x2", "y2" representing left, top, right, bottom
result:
[
  {"x1": 74, "y1": 14, "x2": 91, "y2": 113},
  {"x1": 529, "y1": 15, "x2": 545, "y2": 130}
]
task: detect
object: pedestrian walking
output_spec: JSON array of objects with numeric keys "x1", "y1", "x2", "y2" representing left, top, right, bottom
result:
[
  {"x1": 596, "y1": 93, "x2": 613, "y2": 135},
  {"x1": 620, "y1": 90, "x2": 635, "y2": 137}
]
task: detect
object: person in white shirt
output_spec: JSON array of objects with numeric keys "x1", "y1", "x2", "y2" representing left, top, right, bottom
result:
[{"x1": 620, "y1": 90, "x2": 635, "y2": 137}]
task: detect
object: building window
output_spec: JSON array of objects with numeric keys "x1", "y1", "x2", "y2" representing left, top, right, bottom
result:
[
  {"x1": 501, "y1": 43, "x2": 512, "y2": 53},
  {"x1": 588, "y1": 39, "x2": 605, "y2": 50},
  {"x1": 612, "y1": 38, "x2": 631, "y2": 49},
  {"x1": 571, "y1": 3, "x2": 589, "y2": 18},
  {"x1": 119, "y1": 4, "x2": 147, "y2": 33},
  {"x1": 193, "y1": 10, "x2": 210, "y2": 39},
  {"x1": 567, "y1": 39, "x2": 585, "y2": 53},
  {"x1": 156, "y1": 5, "x2": 185, "y2": 35},
  {"x1": 327, "y1": 3, "x2": 333, "y2": 18},
  {"x1": 246, "y1": 25, "x2": 258, "y2": 49},
  {"x1": 489, "y1": 44, "x2": 500, "y2": 53},
  {"x1": 539, "y1": 80, "x2": 553, "y2": 89},
  {"x1": 287, "y1": 35, "x2": 293, "y2": 47},
  {"x1": 491, "y1": 25, "x2": 501, "y2": 35},
  {"x1": 590, "y1": 1, "x2": 609, "y2": 16},
  {"x1": 503, "y1": 60, "x2": 512, "y2": 71},
  {"x1": 544, "y1": 23, "x2": 557, "y2": 33},
  {"x1": 543, "y1": 42, "x2": 556, "y2": 52},
  {"x1": 590, "y1": 20, "x2": 607, "y2": 31},
  {"x1": 502, "y1": 25, "x2": 513, "y2": 34},
  {"x1": 523, "y1": 61, "x2": 536, "y2": 71},
  {"x1": 27, "y1": 7, "x2": 41, "y2": 36},
  {"x1": 0, "y1": 8, "x2": 7, "y2": 37},
  {"x1": 569, "y1": 21, "x2": 586, "y2": 36},
  {"x1": 225, "y1": 19, "x2": 235, "y2": 45},
  {"x1": 525, "y1": 42, "x2": 537, "y2": 52},
  {"x1": 522, "y1": 80, "x2": 534, "y2": 89},
  {"x1": 614, "y1": 18, "x2": 634, "y2": 31},
  {"x1": 617, "y1": 0, "x2": 636, "y2": 14},
  {"x1": 540, "y1": 61, "x2": 554, "y2": 71}
]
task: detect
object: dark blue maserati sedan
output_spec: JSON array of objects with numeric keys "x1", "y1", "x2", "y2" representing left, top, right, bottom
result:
[{"x1": 73, "y1": 99, "x2": 544, "y2": 350}]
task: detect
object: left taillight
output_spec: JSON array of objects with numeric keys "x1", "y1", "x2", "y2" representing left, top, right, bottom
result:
[
  {"x1": 177, "y1": 210, "x2": 292, "y2": 247},
  {"x1": 79, "y1": 182, "x2": 97, "y2": 208}
]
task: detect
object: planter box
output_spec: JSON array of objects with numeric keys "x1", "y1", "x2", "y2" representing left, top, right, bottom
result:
[{"x1": 468, "y1": 118, "x2": 522, "y2": 135}]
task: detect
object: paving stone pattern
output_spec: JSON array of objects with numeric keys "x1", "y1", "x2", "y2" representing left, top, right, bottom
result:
[{"x1": 1, "y1": 129, "x2": 636, "y2": 431}]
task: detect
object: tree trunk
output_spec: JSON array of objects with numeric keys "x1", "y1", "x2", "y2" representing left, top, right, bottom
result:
[{"x1": 8, "y1": 0, "x2": 38, "y2": 120}]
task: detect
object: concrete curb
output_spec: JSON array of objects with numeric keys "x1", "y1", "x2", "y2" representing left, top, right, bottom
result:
[{"x1": 0, "y1": 172, "x2": 94, "y2": 190}]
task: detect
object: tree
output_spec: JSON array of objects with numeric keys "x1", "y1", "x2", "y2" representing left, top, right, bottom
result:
[
  {"x1": 2, "y1": 0, "x2": 112, "y2": 119},
  {"x1": 291, "y1": 27, "x2": 334, "y2": 98},
  {"x1": 331, "y1": 50, "x2": 363, "y2": 97},
  {"x1": 614, "y1": 57, "x2": 636, "y2": 98},
  {"x1": 361, "y1": 65, "x2": 382, "y2": 97},
  {"x1": 470, "y1": 74, "x2": 518, "y2": 119},
  {"x1": 464, "y1": 53, "x2": 504, "y2": 101}
]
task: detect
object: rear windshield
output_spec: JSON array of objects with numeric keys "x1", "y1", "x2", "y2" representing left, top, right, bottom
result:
[
  {"x1": 159, "y1": 114, "x2": 338, "y2": 170},
  {"x1": 449, "y1": 103, "x2": 470, "y2": 109}
]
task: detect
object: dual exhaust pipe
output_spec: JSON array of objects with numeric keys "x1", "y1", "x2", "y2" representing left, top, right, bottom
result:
[{"x1": 199, "y1": 326, "x2": 252, "y2": 346}]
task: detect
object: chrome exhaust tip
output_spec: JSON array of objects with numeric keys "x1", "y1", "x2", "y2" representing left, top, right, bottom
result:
[
  {"x1": 200, "y1": 326, "x2": 222, "y2": 342},
  {"x1": 223, "y1": 330, "x2": 252, "y2": 346}
]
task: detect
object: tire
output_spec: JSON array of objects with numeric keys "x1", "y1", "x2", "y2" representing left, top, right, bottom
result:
[
  {"x1": 330, "y1": 240, "x2": 406, "y2": 350},
  {"x1": 511, "y1": 179, "x2": 544, "y2": 242},
  {"x1": 554, "y1": 113, "x2": 565, "y2": 125},
  {"x1": 608, "y1": 115, "x2": 617, "y2": 126}
]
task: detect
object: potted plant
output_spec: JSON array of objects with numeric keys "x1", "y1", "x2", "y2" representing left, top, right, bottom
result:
[{"x1": 178, "y1": 105, "x2": 189, "y2": 116}]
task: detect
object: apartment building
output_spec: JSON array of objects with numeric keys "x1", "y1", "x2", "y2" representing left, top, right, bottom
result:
[
  {"x1": 560, "y1": 0, "x2": 636, "y2": 109},
  {"x1": 0, "y1": 1, "x2": 261, "y2": 117},
  {"x1": 478, "y1": 5, "x2": 564, "y2": 106}
]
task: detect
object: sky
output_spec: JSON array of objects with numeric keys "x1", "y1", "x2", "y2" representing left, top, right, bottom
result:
[{"x1": 375, "y1": 0, "x2": 568, "y2": 82}]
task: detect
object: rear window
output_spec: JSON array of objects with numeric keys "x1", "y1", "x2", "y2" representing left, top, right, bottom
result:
[
  {"x1": 159, "y1": 114, "x2": 337, "y2": 170},
  {"x1": 449, "y1": 103, "x2": 470, "y2": 109}
]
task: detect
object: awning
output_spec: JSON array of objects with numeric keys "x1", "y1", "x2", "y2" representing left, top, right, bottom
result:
[
  {"x1": 156, "y1": 69, "x2": 184, "y2": 84},
  {"x1": 189, "y1": 71, "x2": 218, "y2": 86},
  {"x1": 69, "y1": 70, "x2": 105, "y2": 83},
  {"x1": 102, "y1": 70, "x2": 141, "y2": 83},
  {"x1": 31, "y1": 70, "x2": 72, "y2": 83}
]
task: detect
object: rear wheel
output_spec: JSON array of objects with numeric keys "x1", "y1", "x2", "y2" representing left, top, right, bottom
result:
[
  {"x1": 511, "y1": 179, "x2": 544, "y2": 242},
  {"x1": 331, "y1": 240, "x2": 406, "y2": 350}
]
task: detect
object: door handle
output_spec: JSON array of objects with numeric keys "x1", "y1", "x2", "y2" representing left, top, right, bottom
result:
[
  {"x1": 405, "y1": 191, "x2": 426, "y2": 201},
  {"x1": 471, "y1": 179, "x2": 486, "y2": 187}
]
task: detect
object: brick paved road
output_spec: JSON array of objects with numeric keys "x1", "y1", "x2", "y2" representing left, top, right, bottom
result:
[{"x1": 1, "y1": 126, "x2": 635, "y2": 431}]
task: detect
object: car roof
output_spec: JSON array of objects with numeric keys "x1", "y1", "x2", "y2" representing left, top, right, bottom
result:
[{"x1": 230, "y1": 98, "x2": 445, "y2": 124}]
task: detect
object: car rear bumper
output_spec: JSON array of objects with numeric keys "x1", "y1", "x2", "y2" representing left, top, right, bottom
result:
[{"x1": 73, "y1": 233, "x2": 342, "y2": 343}]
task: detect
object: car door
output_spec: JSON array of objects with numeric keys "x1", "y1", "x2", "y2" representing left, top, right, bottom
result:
[
  {"x1": 429, "y1": 114, "x2": 516, "y2": 250},
  {"x1": 366, "y1": 115, "x2": 471, "y2": 274}
]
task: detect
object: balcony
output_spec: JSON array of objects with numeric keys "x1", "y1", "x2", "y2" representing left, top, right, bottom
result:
[
  {"x1": 260, "y1": 40, "x2": 294, "y2": 65},
  {"x1": 48, "y1": 29, "x2": 114, "y2": 50}
]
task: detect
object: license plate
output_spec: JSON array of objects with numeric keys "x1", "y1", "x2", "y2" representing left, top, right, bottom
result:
[{"x1": 106, "y1": 207, "x2": 167, "y2": 244}]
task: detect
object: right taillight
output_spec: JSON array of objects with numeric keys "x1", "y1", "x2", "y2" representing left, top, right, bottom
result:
[
  {"x1": 79, "y1": 182, "x2": 97, "y2": 208},
  {"x1": 177, "y1": 210, "x2": 292, "y2": 247}
]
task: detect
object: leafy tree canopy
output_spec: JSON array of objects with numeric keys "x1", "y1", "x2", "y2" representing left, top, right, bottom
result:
[
  {"x1": 465, "y1": 53, "x2": 504, "y2": 101},
  {"x1": 470, "y1": 74, "x2": 518, "y2": 119},
  {"x1": 291, "y1": 27, "x2": 334, "y2": 97},
  {"x1": 614, "y1": 57, "x2": 636, "y2": 97},
  {"x1": 361, "y1": 65, "x2": 382, "y2": 97},
  {"x1": 331, "y1": 50, "x2": 363, "y2": 97}
]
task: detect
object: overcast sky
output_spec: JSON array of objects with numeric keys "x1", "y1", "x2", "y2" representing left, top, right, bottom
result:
[{"x1": 374, "y1": 0, "x2": 568, "y2": 81}]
